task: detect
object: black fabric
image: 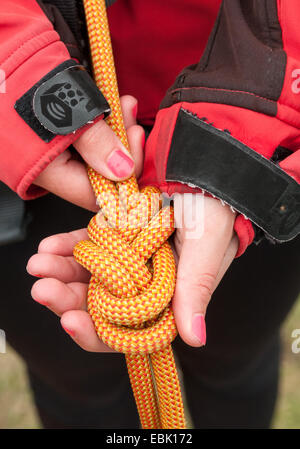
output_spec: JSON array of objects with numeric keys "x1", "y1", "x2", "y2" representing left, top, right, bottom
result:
[
  {"x1": 161, "y1": 0, "x2": 286, "y2": 117},
  {"x1": 15, "y1": 61, "x2": 110, "y2": 142},
  {"x1": 0, "y1": 195, "x2": 139, "y2": 429},
  {"x1": 0, "y1": 193, "x2": 299, "y2": 428},
  {"x1": 36, "y1": 1, "x2": 83, "y2": 62},
  {"x1": 271, "y1": 146, "x2": 293, "y2": 164},
  {"x1": 15, "y1": 60, "x2": 76, "y2": 142},
  {"x1": 41, "y1": 1, "x2": 82, "y2": 42},
  {"x1": 166, "y1": 109, "x2": 300, "y2": 242},
  {"x1": 0, "y1": 183, "x2": 29, "y2": 246},
  {"x1": 41, "y1": 1, "x2": 116, "y2": 40},
  {"x1": 38, "y1": 1, "x2": 116, "y2": 66}
]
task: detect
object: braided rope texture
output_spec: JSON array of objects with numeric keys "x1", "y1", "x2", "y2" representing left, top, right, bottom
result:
[{"x1": 75, "y1": 0, "x2": 186, "y2": 429}]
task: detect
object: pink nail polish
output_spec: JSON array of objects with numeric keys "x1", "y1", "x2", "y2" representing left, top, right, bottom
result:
[
  {"x1": 62, "y1": 325, "x2": 76, "y2": 338},
  {"x1": 192, "y1": 314, "x2": 206, "y2": 346},
  {"x1": 107, "y1": 149, "x2": 134, "y2": 178}
]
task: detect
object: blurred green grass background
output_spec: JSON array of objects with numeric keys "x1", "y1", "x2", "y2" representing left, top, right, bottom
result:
[{"x1": 0, "y1": 299, "x2": 299, "y2": 429}]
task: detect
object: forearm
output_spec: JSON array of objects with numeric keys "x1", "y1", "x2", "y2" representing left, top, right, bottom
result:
[{"x1": 140, "y1": 0, "x2": 300, "y2": 255}]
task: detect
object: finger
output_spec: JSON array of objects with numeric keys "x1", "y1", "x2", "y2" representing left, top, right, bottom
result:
[
  {"x1": 127, "y1": 124, "x2": 145, "y2": 179},
  {"x1": 173, "y1": 235, "x2": 227, "y2": 348},
  {"x1": 73, "y1": 97, "x2": 138, "y2": 182},
  {"x1": 74, "y1": 120, "x2": 134, "y2": 181},
  {"x1": 61, "y1": 310, "x2": 116, "y2": 352},
  {"x1": 173, "y1": 204, "x2": 235, "y2": 348},
  {"x1": 173, "y1": 233, "x2": 238, "y2": 284},
  {"x1": 37, "y1": 229, "x2": 88, "y2": 256},
  {"x1": 27, "y1": 253, "x2": 90, "y2": 283},
  {"x1": 215, "y1": 235, "x2": 239, "y2": 287},
  {"x1": 120, "y1": 95, "x2": 138, "y2": 129},
  {"x1": 34, "y1": 150, "x2": 100, "y2": 211},
  {"x1": 120, "y1": 95, "x2": 144, "y2": 178},
  {"x1": 31, "y1": 278, "x2": 88, "y2": 316},
  {"x1": 34, "y1": 96, "x2": 142, "y2": 210}
]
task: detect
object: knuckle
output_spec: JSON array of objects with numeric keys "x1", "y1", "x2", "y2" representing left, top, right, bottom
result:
[
  {"x1": 78, "y1": 120, "x2": 106, "y2": 148},
  {"x1": 132, "y1": 124, "x2": 144, "y2": 134},
  {"x1": 177, "y1": 272, "x2": 216, "y2": 303},
  {"x1": 121, "y1": 94, "x2": 135, "y2": 103},
  {"x1": 207, "y1": 206, "x2": 235, "y2": 232}
]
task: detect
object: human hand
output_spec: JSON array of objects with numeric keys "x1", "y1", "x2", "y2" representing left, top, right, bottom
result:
[
  {"x1": 34, "y1": 95, "x2": 144, "y2": 211},
  {"x1": 27, "y1": 193, "x2": 238, "y2": 351},
  {"x1": 27, "y1": 117, "x2": 144, "y2": 352},
  {"x1": 171, "y1": 194, "x2": 238, "y2": 347},
  {"x1": 27, "y1": 227, "x2": 116, "y2": 352}
]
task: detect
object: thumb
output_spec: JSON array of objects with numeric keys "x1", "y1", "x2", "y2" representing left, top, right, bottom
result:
[
  {"x1": 173, "y1": 221, "x2": 234, "y2": 348},
  {"x1": 73, "y1": 96, "x2": 138, "y2": 182},
  {"x1": 33, "y1": 96, "x2": 144, "y2": 211}
]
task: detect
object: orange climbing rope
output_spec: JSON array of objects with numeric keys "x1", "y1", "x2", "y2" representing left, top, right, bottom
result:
[{"x1": 74, "y1": 0, "x2": 186, "y2": 429}]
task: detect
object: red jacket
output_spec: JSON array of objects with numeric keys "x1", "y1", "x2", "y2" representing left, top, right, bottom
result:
[{"x1": 0, "y1": 0, "x2": 299, "y2": 256}]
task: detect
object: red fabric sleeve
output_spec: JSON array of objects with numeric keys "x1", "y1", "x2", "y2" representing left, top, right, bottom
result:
[
  {"x1": 0, "y1": 0, "x2": 93, "y2": 199},
  {"x1": 139, "y1": 0, "x2": 300, "y2": 256}
]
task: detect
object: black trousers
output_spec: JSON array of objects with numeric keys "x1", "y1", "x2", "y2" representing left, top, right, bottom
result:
[{"x1": 0, "y1": 193, "x2": 299, "y2": 429}]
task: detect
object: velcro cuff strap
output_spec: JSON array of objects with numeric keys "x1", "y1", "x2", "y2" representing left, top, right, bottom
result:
[
  {"x1": 15, "y1": 60, "x2": 111, "y2": 143},
  {"x1": 166, "y1": 108, "x2": 300, "y2": 242}
]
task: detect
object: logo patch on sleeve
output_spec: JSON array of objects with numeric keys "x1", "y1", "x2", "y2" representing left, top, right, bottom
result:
[{"x1": 15, "y1": 60, "x2": 111, "y2": 142}]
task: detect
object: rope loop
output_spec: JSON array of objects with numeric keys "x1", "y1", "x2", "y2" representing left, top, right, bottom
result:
[{"x1": 74, "y1": 183, "x2": 178, "y2": 354}]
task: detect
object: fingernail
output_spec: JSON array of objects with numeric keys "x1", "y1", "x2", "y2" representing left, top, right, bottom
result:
[
  {"x1": 62, "y1": 325, "x2": 76, "y2": 338},
  {"x1": 132, "y1": 103, "x2": 138, "y2": 119},
  {"x1": 192, "y1": 314, "x2": 206, "y2": 346},
  {"x1": 107, "y1": 149, "x2": 134, "y2": 178},
  {"x1": 33, "y1": 274, "x2": 44, "y2": 278}
]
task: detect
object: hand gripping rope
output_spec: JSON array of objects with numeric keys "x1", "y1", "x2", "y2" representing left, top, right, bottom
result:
[{"x1": 73, "y1": 0, "x2": 186, "y2": 429}]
